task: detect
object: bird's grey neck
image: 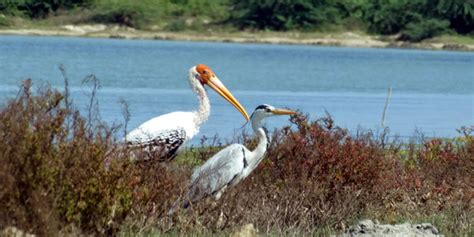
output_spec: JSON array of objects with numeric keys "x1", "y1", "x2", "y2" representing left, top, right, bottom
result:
[
  {"x1": 189, "y1": 73, "x2": 210, "y2": 126},
  {"x1": 251, "y1": 118, "x2": 269, "y2": 164}
]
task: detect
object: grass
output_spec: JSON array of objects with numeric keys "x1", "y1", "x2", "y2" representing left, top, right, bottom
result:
[
  {"x1": 0, "y1": 74, "x2": 473, "y2": 236},
  {"x1": 427, "y1": 34, "x2": 474, "y2": 45}
]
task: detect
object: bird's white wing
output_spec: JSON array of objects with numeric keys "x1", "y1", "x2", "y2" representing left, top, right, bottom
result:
[
  {"x1": 189, "y1": 144, "x2": 249, "y2": 202},
  {"x1": 125, "y1": 111, "x2": 197, "y2": 161},
  {"x1": 126, "y1": 111, "x2": 197, "y2": 143}
]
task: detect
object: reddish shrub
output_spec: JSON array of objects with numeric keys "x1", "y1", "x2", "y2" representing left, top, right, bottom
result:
[{"x1": 0, "y1": 80, "x2": 472, "y2": 235}]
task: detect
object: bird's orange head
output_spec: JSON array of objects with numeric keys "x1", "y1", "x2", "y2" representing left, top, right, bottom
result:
[
  {"x1": 195, "y1": 64, "x2": 215, "y2": 85},
  {"x1": 192, "y1": 64, "x2": 250, "y2": 121}
]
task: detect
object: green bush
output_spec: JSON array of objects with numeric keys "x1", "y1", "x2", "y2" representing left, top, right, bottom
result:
[
  {"x1": 0, "y1": 13, "x2": 10, "y2": 26},
  {"x1": 432, "y1": 0, "x2": 474, "y2": 34},
  {"x1": 92, "y1": 1, "x2": 143, "y2": 28},
  {"x1": 89, "y1": 0, "x2": 229, "y2": 29},
  {"x1": 364, "y1": 0, "x2": 425, "y2": 35},
  {"x1": 3, "y1": 0, "x2": 91, "y2": 18},
  {"x1": 399, "y1": 18, "x2": 450, "y2": 42},
  {"x1": 164, "y1": 18, "x2": 187, "y2": 31},
  {"x1": 174, "y1": 0, "x2": 229, "y2": 20},
  {"x1": 229, "y1": 0, "x2": 342, "y2": 31},
  {"x1": 0, "y1": 0, "x2": 25, "y2": 16},
  {"x1": 91, "y1": 6, "x2": 145, "y2": 28},
  {"x1": 365, "y1": 0, "x2": 474, "y2": 36},
  {"x1": 90, "y1": 0, "x2": 170, "y2": 28}
]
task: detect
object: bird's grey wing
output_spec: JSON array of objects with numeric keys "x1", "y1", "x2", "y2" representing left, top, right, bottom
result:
[
  {"x1": 188, "y1": 144, "x2": 248, "y2": 202},
  {"x1": 127, "y1": 128, "x2": 186, "y2": 161}
]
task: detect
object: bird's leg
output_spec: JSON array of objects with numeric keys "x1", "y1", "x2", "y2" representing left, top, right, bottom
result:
[{"x1": 214, "y1": 186, "x2": 227, "y2": 200}]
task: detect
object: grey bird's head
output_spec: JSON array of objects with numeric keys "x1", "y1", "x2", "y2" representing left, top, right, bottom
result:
[{"x1": 250, "y1": 104, "x2": 296, "y2": 122}]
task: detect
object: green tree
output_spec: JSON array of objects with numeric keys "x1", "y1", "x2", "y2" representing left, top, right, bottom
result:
[
  {"x1": 364, "y1": 0, "x2": 425, "y2": 35},
  {"x1": 433, "y1": 0, "x2": 474, "y2": 33},
  {"x1": 229, "y1": 0, "x2": 342, "y2": 30},
  {"x1": 399, "y1": 18, "x2": 450, "y2": 41},
  {"x1": 0, "y1": 0, "x2": 91, "y2": 18}
]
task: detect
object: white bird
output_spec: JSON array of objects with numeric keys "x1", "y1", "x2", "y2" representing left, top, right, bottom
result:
[
  {"x1": 125, "y1": 64, "x2": 250, "y2": 162},
  {"x1": 184, "y1": 104, "x2": 296, "y2": 207}
]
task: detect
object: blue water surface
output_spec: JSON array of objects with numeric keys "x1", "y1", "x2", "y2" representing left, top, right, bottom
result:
[{"x1": 1, "y1": 35, "x2": 473, "y2": 142}]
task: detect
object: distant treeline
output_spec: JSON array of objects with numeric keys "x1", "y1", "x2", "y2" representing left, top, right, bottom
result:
[{"x1": 0, "y1": 0, "x2": 473, "y2": 41}]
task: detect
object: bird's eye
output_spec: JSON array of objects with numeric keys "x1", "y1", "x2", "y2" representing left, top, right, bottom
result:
[
  {"x1": 195, "y1": 74, "x2": 203, "y2": 82},
  {"x1": 265, "y1": 108, "x2": 271, "y2": 112}
]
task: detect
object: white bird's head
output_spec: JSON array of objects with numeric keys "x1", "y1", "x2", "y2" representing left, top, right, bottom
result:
[
  {"x1": 250, "y1": 104, "x2": 296, "y2": 125},
  {"x1": 190, "y1": 64, "x2": 250, "y2": 121}
]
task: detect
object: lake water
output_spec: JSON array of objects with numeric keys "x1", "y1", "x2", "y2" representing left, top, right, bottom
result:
[{"x1": 0, "y1": 35, "x2": 473, "y2": 143}]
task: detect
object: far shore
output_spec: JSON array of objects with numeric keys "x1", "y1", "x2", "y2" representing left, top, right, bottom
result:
[{"x1": 1, "y1": 24, "x2": 473, "y2": 51}]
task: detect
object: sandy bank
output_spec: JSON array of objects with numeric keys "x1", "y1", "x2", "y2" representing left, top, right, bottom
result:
[{"x1": 1, "y1": 24, "x2": 473, "y2": 51}]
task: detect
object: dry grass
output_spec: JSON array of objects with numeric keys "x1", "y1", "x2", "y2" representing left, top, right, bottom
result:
[{"x1": 0, "y1": 78, "x2": 472, "y2": 236}]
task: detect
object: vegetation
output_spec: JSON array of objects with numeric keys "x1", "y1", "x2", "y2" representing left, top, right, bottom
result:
[
  {"x1": 0, "y1": 0, "x2": 473, "y2": 42},
  {"x1": 399, "y1": 18, "x2": 450, "y2": 42},
  {"x1": 0, "y1": 75, "x2": 472, "y2": 235}
]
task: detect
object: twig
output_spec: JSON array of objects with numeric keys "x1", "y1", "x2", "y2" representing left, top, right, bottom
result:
[
  {"x1": 58, "y1": 64, "x2": 72, "y2": 128},
  {"x1": 119, "y1": 98, "x2": 130, "y2": 139},
  {"x1": 381, "y1": 86, "x2": 392, "y2": 127},
  {"x1": 82, "y1": 74, "x2": 101, "y2": 132}
]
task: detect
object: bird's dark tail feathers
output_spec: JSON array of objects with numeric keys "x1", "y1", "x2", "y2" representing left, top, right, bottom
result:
[{"x1": 182, "y1": 200, "x2": 190, "y2": 209}]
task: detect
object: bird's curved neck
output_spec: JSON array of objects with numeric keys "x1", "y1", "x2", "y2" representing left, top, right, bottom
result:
[
  {"x1": 189, "y1": 71, "x2": 210, "y2": 126},
  {"x1": 246, "y1": 118, "x2": 268, "y2": 171}
]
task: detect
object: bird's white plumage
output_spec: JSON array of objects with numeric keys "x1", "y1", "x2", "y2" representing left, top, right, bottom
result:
[
  {"x1": 125, "y1": 111, "x2": 198, "y2": 143},
  {"x1": 124, "y1": 112, "x2": 199, "y2": 161},
  {"x1": 123, "y1": 66, "x2": 211, "y2": 161}
]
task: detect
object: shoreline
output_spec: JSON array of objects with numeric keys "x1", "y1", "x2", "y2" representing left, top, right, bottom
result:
[{"x1": 1, "y1": 24, "x2": 473, "y2": 51}]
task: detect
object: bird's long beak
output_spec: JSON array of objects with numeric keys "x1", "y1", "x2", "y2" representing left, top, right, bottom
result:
[
  {"x1": 271, "y1": 108, "x2": 297, "y2": 115},
  {"x1": 207, "y1": 75, "x2": 250, "y2": 121}
]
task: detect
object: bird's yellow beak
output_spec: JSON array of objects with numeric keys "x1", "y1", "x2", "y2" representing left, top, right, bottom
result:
[
  {"x1": 271, "y1": 108, "x2": 297, "y2": 115},
  {"x1": 206, "y1": 75, "x2": 250, "y2": 121}
]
